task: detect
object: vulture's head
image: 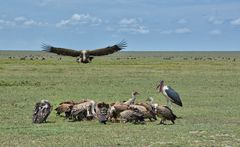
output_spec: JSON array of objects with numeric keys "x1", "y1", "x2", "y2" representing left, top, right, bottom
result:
[
  {"x1": 77, "y1": 50, "x2": 94, "y2": 64},
  {"x1": 132, "y1": 91, "x2": 140, "y2": 96}
]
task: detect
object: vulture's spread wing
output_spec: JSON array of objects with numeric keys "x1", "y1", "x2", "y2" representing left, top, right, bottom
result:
[
  {"x1": 88, "y1": 40, "x2": 127, "y2": 56},
  {"x1": 42, "y1": 43, "x2": 81, "y2": 57}
]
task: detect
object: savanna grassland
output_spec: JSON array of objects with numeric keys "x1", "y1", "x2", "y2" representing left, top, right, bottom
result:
[{"x1": 0, "y1": 51, "x2": 240, "y2": 147}]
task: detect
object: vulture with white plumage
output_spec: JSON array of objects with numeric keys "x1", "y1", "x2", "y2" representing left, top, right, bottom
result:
[{"x1": 42, "y1": 40, "x2": 127, "y2": 63}]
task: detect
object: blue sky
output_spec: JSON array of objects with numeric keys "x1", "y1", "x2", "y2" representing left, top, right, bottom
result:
[{"x1": 0, "y1": 0, "x2": 240, "y2": 51}]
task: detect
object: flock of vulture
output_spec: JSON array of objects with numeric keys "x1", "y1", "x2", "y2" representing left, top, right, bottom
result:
[
  {"x1": 32, "y1": 41, "x2": 183, "y2": 125},
  {"x1": 32, "y1": 80, "x2": 183, "y2": 125}
]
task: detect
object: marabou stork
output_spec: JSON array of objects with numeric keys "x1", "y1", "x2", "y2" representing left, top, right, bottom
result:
[{"x1": 157, "y1": 80, "x2": 183, "y2": 108}]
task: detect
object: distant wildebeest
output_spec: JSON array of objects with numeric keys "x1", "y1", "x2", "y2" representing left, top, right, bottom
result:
[{"x1": 20, "y1": 56, "x2": 27, "y2": 60}]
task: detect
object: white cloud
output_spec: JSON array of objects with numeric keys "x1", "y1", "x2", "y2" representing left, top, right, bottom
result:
[
  {"x1": 209, "y1": 29, "x2": 221, "y2": 35},
  {"x1": 0, "y1": 16, "x2": 48, "y2": 29},
  {"x1": 117, "y1": 18, "x2": 149, "y2": 34},
  {"x1": 177, "y1": 18, "x2": 187, "y2": 24},
  {"x1": 56, "y1": 13, "x2": 102, "y2": 27},
  {"x1": 161, "y1": 27, "x2": 191, "y2": 34},
  {"x1": 23, "y1": 20, "x2": 36, "y2": 25},
  {"x1": 230, "y1": 18, "x2": 240, "y2": 25},
  {"x1": 119, "y1": 18, "x2": 141, "y2": 26},
  {"x1": 160, "y1": 30, "x2": 173, "y2": 34},
  {"x1": 16, "y1": 17, "x2": 47, "y2": 27},
  {"x1": 175, "y1": 28, "x2": 191, "y2": 34},
  {"x1": 14, "y1": 17, "x2": 26, "y2": 22},
  {"x1": 208, "y1": 16, "x2": 223, "y2": 25},
  {"x1": 0, "y1": 19, "x2": 15, "y2": 27}
]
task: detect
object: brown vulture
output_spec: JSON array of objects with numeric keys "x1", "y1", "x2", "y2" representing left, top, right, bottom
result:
[
  {"x1": 55, "y1": 100, "x2": 76, "y2": 118},
  {"x1": 120, "y1": 108, "x2": 145, "y2": 124},
  {"x1": 155, "y1": 105, "x2": 177, "y2": 125},
  {"x1": 42, "y1": 40, "x2": 127, "y2": 63}
]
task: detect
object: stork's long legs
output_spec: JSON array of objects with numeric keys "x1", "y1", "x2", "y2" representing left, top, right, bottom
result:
[{"x1": 166, "y1": 98, "x2": 173, "y2": 109}]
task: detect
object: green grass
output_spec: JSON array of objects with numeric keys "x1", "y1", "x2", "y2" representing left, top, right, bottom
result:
[{"x1": 0, "y1": 51, "x2": 240, "y2": 146}]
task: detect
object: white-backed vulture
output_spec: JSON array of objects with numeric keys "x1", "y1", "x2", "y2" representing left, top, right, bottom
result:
[
  {"x1": 119, "y1": 108, "x2": 145, "y2": 124},
  {"x1": 129, "y1": 104, "x2": 156, "y2": 121},
  {"x1": 135, "y1": 102, "x2": 157, "y2": 121},
  {"x1": 109, "y1": 91, "x2": 139, "y2": 122},
  {"x1": 32, "y1": 100, "x2": 52, "y2": 123},
  {"x1": 70, "y1": 99, "x2": 96, "y2": 121},
  {"x1": 42, "y1": 40, "x2": 127, "y2": 63}
]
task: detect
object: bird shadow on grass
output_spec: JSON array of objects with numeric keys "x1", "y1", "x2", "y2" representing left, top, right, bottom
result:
[
  {"x1": 157, "y1": 123, "x2": 175, "y2": 126},
  {"x1": 44, "y1": 121, "x2": 56, "y2": 124}
]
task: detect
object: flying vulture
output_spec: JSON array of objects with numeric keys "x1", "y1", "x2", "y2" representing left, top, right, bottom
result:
[
  {"x1": 157, "y1": 80, "x2": 183, "y2": 108},
  {"x1": 42, "y1": 40, "x2": 127, "y2": 63}
]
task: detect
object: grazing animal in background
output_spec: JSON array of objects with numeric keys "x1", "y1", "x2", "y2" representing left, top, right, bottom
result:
[
  {"x1": 20, "y1": 56, "x2": 27, "y2": 60},
  {"x1": 154, "y1": 105, "x2": 177, "y2": 125},
  {"x1": 70, "y1": 99, "x2": 96, "y2": 121},
  {"x1": 95, "y1": 102, "x2": 110, "y2": 124},
  {"x1": 157, "y1": 80, "x2": 183, "y2": 108},
  {"x1": 120, "y1": 108, "x2": 145, "y2": 124},
  {"x1": 42, "y1": 40, "x2": 127, "y2": 64},
  {"x1": 55, "y1": 100, "x2": 75, "y2": 118},
  {"x1": 32, "y1": 100, "x2": 52, "y2": 123}
]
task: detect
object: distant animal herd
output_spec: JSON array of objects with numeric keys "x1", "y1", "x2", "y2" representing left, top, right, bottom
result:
[{"x1": 32, "y1": 80, "x2": 183, "y2": 125}]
